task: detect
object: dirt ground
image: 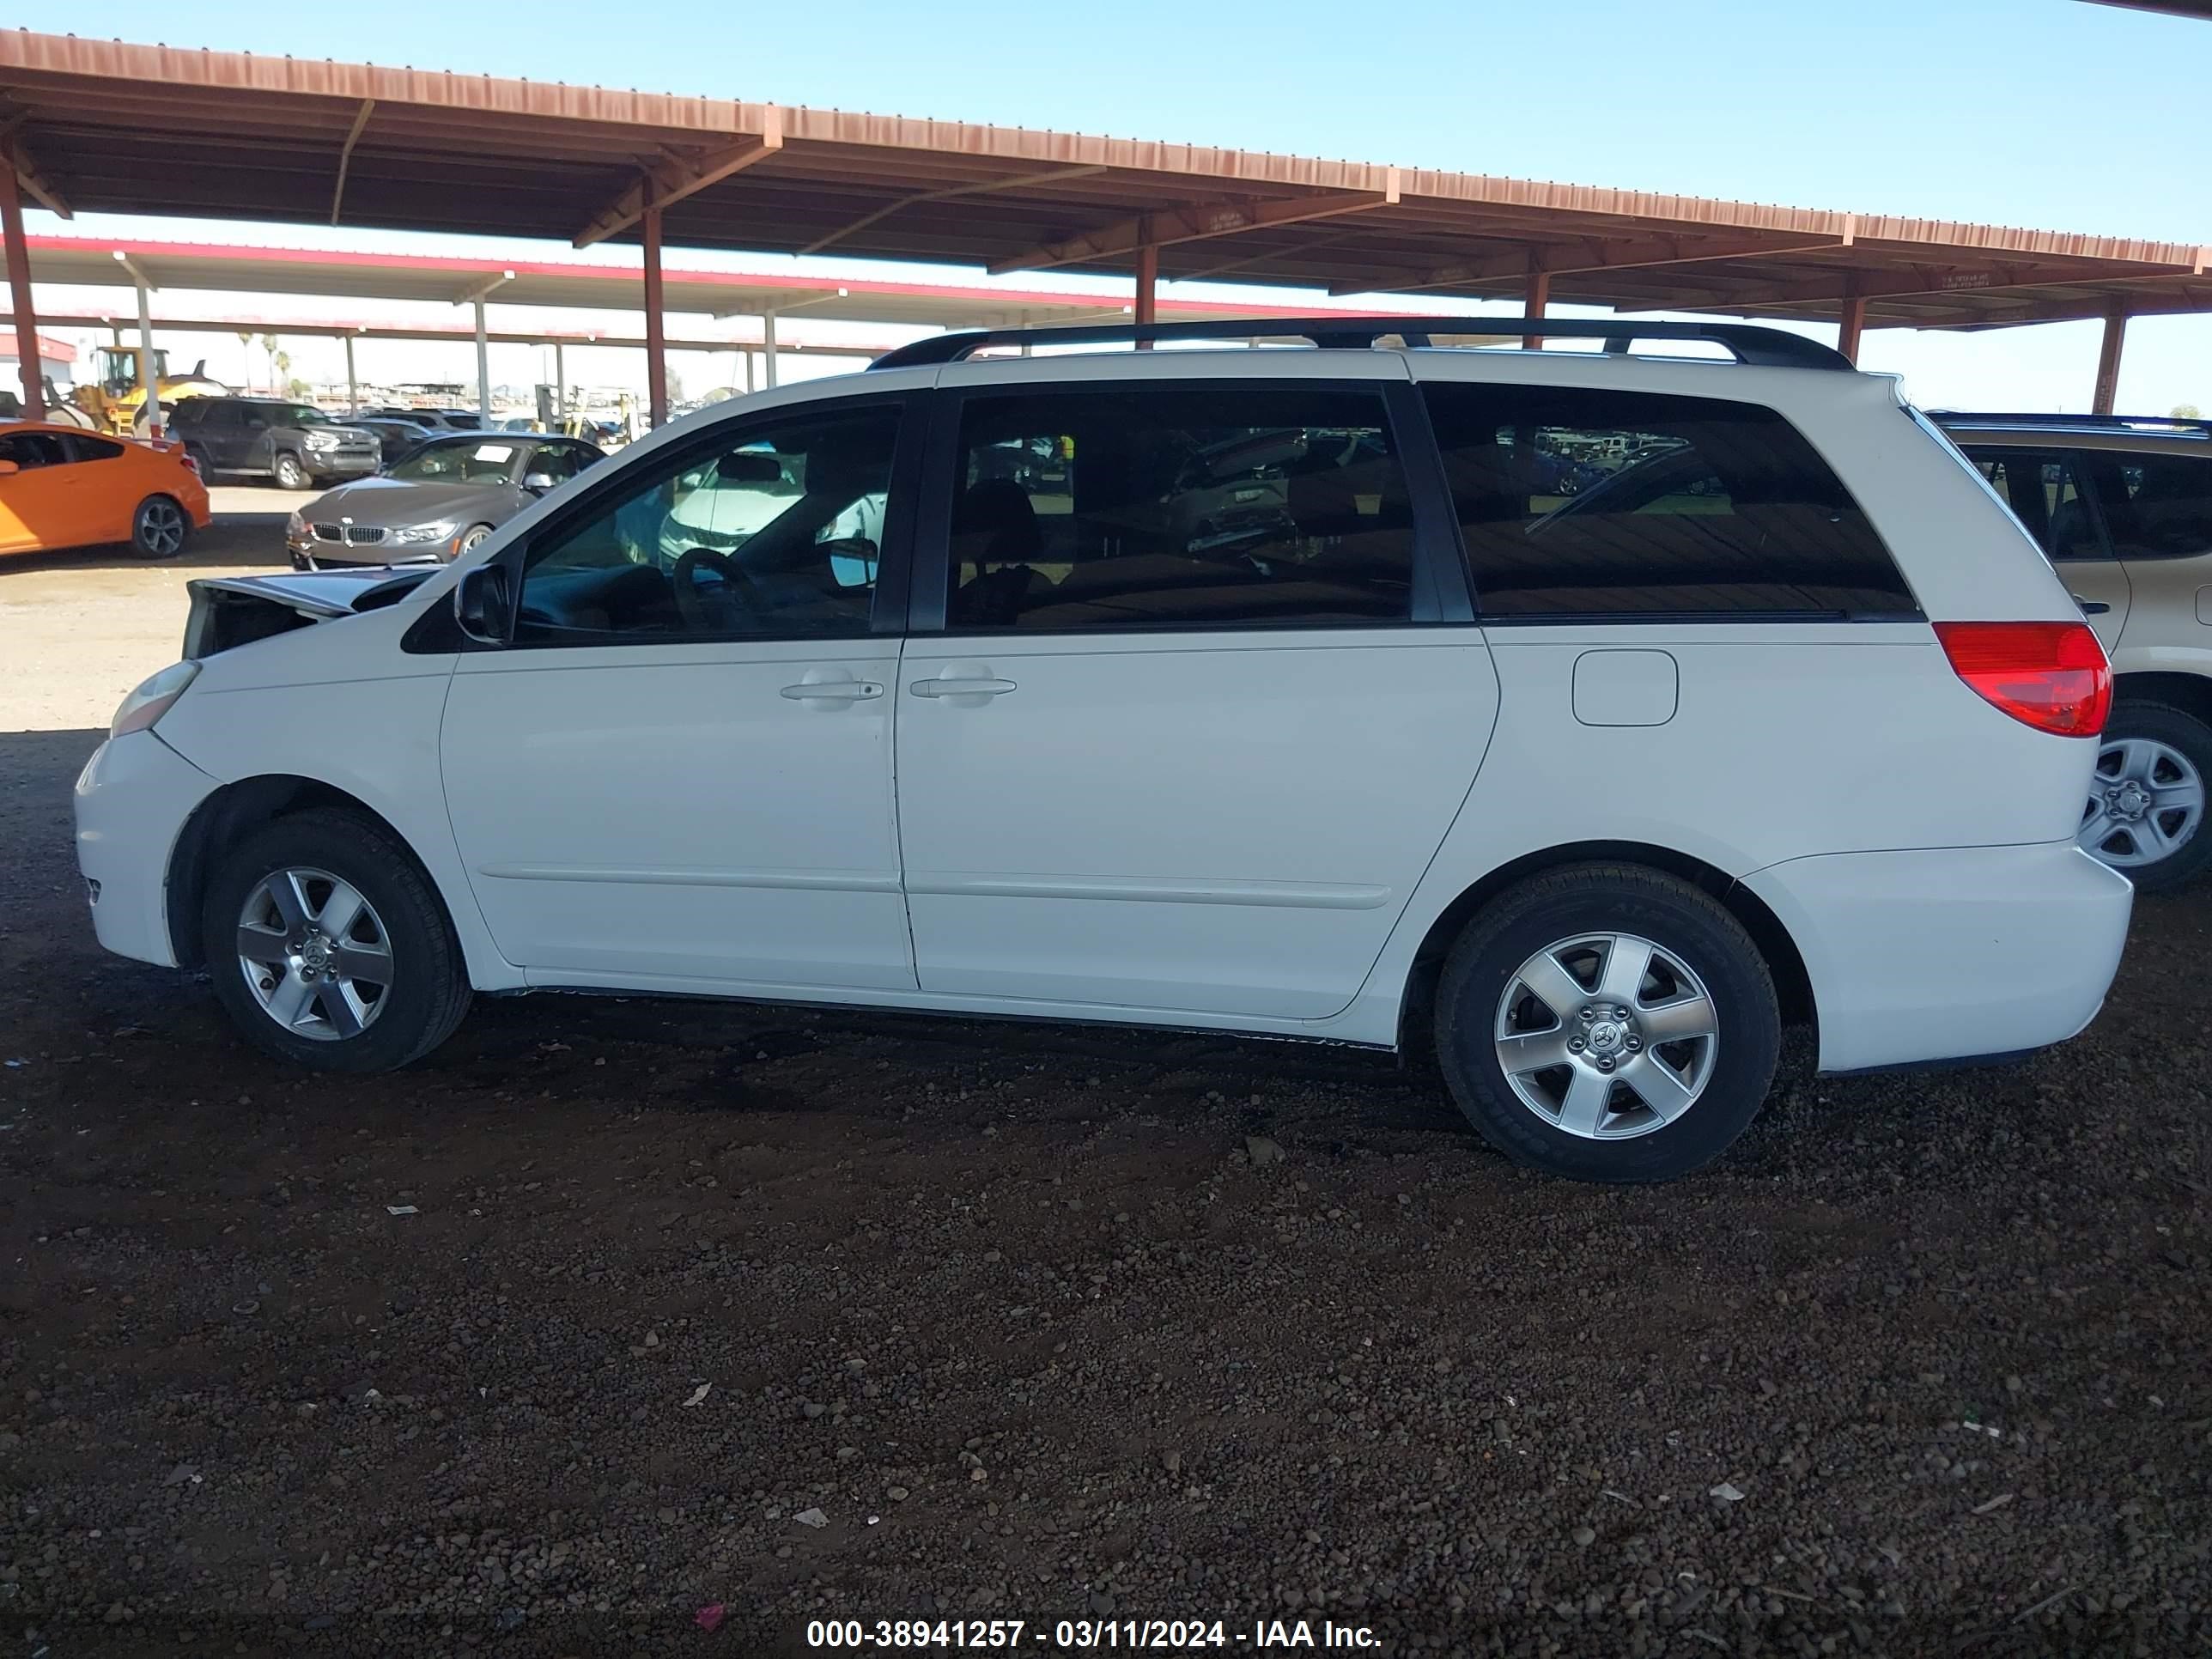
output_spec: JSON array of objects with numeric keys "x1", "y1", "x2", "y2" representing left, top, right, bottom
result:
[{"x1": 2, "y1": 505, "x2": 2208, "y2": 1657}]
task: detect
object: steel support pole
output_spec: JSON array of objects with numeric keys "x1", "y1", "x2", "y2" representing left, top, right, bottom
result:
[
  {"x1": 762, "y1": 310, "x2": 779, "y2": 388},
  {"x1": 1837, "y1": 295, "x2": 1866, "y2": 365},
  {"x1": 135, "y1": 276, "x2": 161, "y2": 437},
  {"x1": 554, "y1": 341, "x2": 566, "y2": 426},
  {"x1": 642, "y1": 194, "x2": 668, "y2": 426},
  {"x1": 474, "y1": 298, "x2": 491, "y2": 422},
  {"x1": 1523, "y1": 267, "x2": 1550, "y2": 350},
  {"x1": 344, "y1": 334, "x2": 358, "y2": 415},
  {"x1": 1133, "y1": 243, "x2": 1158, "y2": 349},
  {"x1": 743, "y1": 347, "x2": 755, "y2": 396},
  {"x1": 2, "y1": 169, "x2": 43, "y2": 418},
  {"x1": 2092, "y1": 304, "x2": 2128, "y2": 416}
]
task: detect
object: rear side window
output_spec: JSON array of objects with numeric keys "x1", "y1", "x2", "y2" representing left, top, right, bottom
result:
[
  {"x1": 67, "y1": 434, "x2": 125, "y2": 463},
  {"x1": 1965, "y1": 449, "x2": 2104, "y2": 561},
  {"x1": 2081, "y1": 452, "x2": 2212, "y2": 561},
  {"x1": 1422, "y1": 384, "x2": 1917, "y2": 619},
  {"x1": 944, "y1": 382, "x2": 1416, "y2": 631}
]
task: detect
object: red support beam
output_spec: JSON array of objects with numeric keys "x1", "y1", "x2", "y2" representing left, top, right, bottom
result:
[
  {"x1": 1523, "y1": 266, "x2": 1550, "y2": 349},
  {"x1": 1837, "y1": 292, "x2": 1867, "y2": 364},
  {"x1": 2092, "y1": 302, "x2": 2128, "y2": 415},
  {"x1": 1133, "y1": 240, "x2": 1158, "y2": 349},
  {"x1": 1, "y1": 161, "x2": 42, "y2": 417},
  {"x1": 641, "y1": 187, "x2": 667, "y2": 428}
]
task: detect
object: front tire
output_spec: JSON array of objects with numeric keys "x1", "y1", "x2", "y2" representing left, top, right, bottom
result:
[
  {"x1": 2079, "y1": 702, "x2": 2212, "y2": 892},
  {"x1": 130, "y1": 494, "x2": 190, "y2": 560},
  {"x1": 1434, "y1": 865, "x2": 1780, "y2": 1182},
  {"x1": 273, "y1": 451, "x2": 310, "y2": 490},
  {"x1": 456, "y1": 523, "x2": 495, "y2": 556},
  {"x1": 200, "y1": 807, "x2": 471, "y2": 1073}
]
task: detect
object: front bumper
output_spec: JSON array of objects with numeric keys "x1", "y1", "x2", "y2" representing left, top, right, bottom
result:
[
  {"x1": 73, "y1": 731, "x2": 220, "y2": 969},
  {"x1": 305, "y1": 451, "x2": 380, "y2": 479},
  {"x1": 1742, "y1": 841, "x2": 2133, "y2": 1074}
]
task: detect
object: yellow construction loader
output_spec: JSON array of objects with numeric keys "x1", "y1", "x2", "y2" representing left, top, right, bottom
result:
[{"x1": 64, "y1": 345, "x2": 229, "y2": 435}]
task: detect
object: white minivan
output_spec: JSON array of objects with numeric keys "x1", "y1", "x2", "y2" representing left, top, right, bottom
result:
[{"x1": 75, "y1": 318, "x2": 2133, "y2": 1182}]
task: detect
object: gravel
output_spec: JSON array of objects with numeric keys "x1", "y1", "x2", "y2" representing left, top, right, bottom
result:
[{"x1": 2, "y1": 536, "x2": 2208, "y2": 1655}]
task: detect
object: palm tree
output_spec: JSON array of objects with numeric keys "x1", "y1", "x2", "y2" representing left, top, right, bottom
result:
[
  {"x1": 236, "y1": 330, "x2": 253, "y2": 389},
  {"x1": 259, "y1": 334, "x2": 280, "y2": 396}
]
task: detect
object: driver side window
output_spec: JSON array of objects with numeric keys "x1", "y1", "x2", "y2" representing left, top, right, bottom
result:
[{"x1": 514, "y1": 402, "x2": 902, "y2": 645}]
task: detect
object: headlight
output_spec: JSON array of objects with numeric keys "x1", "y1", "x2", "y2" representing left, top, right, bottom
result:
[
  {"x1": 285, "y1": 509, "x2": 306, "y2": 536},
  {"x1": 304, "y1": 429, "x2": 340, "y2": 448},
  {"x1": 392, "y1": 520, "x2": 459, "y2": 545},
  {"x1": 110, "y1": 660, "x2": 200, "y2": 739}
]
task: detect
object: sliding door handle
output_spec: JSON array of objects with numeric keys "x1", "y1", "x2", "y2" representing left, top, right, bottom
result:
[{"x1": 909, "y1": 677, "x2": 1018, "y2": 699}]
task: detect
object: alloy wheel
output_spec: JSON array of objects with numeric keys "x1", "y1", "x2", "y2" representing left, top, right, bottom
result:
[
  {"x1": 2081, "y1": 737, "x2": 2204, "y2": 869},
  {"x1": 234, "y1": 867, "x2": 393, "y2": 1041},
  {"x1": 1492, "y1": 932, "x2": 1719, "y2": 1140},
  {"x1": 136, "y1": 498, "x2": 186, "y2": 556}
]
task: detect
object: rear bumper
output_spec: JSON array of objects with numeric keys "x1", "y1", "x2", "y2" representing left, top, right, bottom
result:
[
  {"x1": 1741, "y1": 841, "x2": 2132, "y2": 1073},
  {"x1": 73, "y1": 731, "x2": 218, "y2": 969}
]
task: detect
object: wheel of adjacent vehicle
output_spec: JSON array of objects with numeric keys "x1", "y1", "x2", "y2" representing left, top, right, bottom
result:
[
  {"x1": 200, "y1": 807, "x2": 471, "y2": 1073},
  {"x1": 129, "y1": 494, "x2": 190, "y2": 561},
  {"x1": 272, "y1": 450, "x2": 310, "y2": 490},
  {"x1": 456, "y1": 523, "x2": 495, "y2": 556},
  {"x1": 1433, "y1": 865, "x2": 1781, "y2": 1183},
  {"x1": 2079, "y1": 702, "x2": 2212, "y2": 892}
]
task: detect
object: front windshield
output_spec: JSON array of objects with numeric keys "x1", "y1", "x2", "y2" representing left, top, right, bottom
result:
[
  {"x1": 387, "y1": 439, "x2": 524, "y2": 484},
  {"x1": 281, "y1": 404, "x2": 330, "y2": 426}
]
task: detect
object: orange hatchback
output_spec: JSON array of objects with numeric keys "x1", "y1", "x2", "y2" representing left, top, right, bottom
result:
[{"x1": 0, "y1": 421, "x2": 211, "y2": 561}]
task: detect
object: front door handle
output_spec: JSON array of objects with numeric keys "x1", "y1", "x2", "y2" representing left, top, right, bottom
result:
[
  {"x1": 779, "y1": 678, "x2": 884, "y2": 706},
  {"x1": 909, "y1": 677, "x2": 1018, "y2": 699}
]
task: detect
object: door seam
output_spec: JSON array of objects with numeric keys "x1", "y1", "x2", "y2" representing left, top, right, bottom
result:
[{"x1": 887, "y1": 633, "x2": 923, "y2": 991}]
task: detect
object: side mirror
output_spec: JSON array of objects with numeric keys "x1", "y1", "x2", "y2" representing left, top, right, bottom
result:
[
  {"x1": 0, "y1": 459, "x2": 18, "y2": 477},
  {"x1": 522, "y1": 471, "x2": 556, "y2": 494},
  {"x1": 453, "y1": 563, "x2": 513, "y2": 646}
]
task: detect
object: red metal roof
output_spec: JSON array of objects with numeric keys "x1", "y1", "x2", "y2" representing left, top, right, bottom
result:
[
  {"x1": 0, "y1": 29, "x2": 2204, "y2": 331},
  {"x1": 20, "y1": 234, "x2": 1409, "y2": 328}
]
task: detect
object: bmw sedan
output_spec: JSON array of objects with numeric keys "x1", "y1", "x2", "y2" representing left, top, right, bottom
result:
[{"x1": 287, "y1": 433, "x2": 605, "y2": 568}]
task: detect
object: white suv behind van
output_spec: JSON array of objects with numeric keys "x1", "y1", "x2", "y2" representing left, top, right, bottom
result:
[{"x1": 74, "y1": 319, "x2": 2132, "y2": 1182}]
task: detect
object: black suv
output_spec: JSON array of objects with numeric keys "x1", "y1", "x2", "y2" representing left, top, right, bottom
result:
[{"x1": 167, "y1": 397, "x2": 382, "y2": 489}]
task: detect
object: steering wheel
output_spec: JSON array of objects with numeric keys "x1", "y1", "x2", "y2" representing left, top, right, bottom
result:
[{"x1": 671, "y1": 547, "x2": 769, "y2": 632}]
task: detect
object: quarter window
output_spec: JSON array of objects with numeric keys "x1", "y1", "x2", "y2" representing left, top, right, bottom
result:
[
  {"x1": 943, "y1": 383, "x2": 1417, "y2": 631},
  {"x1": 514, "y1": 403, "x2": 901, "y2": 645},
  {"x1": 1423, "y1": 384, "x2": 1917, "y2": 618}
]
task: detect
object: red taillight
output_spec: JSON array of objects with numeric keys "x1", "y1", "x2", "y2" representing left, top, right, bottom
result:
[
  {"x1": 178, "y1": 452, "x2": 200, "y2": 477},
  {"x1": 1934, "y1": 621, "x2": 2111, "y2": 738}
]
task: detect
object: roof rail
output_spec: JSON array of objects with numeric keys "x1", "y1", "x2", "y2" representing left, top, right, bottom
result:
[
  {"x1": 867, "y1": 315, "x2": 1854, "y2": 374},
  {"x1": 1931, "y1": 410, "x2": 2212, "y2": 438}
]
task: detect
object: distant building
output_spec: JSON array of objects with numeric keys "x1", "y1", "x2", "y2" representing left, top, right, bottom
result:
[{"x1": 0, "y1": 331, "x2": 78, "y2": 385}]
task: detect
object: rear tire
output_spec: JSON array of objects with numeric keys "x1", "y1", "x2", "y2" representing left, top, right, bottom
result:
[
  {"x1": 200, "y1": 807, "x2": 471, "y2": 1073},
  {"x1": 273, "y1": 451, "x2": 310, "y2": 490},
  {"x1": 2080, "y1": 702, "x2": 2212, "y2": 893},
  {"x1": 129, "y1": 494, "x2": 190, "y2": 561},
  {"x1": 1434, "y1": 865, "x2": 1780, "y2": 1182}
]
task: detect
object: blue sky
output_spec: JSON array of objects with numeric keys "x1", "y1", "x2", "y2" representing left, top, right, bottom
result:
[{"x1": 19, "y1": 0, "x2": 2212, "y2": 410}]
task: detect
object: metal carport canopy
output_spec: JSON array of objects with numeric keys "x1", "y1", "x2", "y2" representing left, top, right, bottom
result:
[
  {"x1": 15, "y1": 234, "x2": 1351, "y2": 329},
  {"x1": 0, "y1": 28, "x2": 2203, "y2": 331}
]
